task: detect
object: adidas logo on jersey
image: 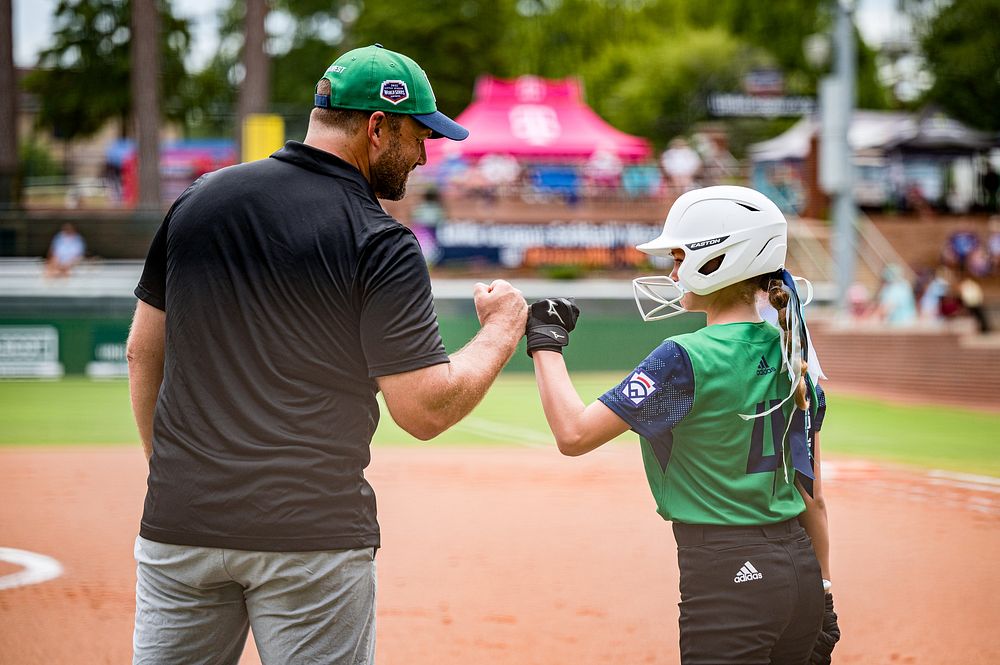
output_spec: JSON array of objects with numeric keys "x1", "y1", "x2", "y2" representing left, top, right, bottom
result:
[
  {"x1": 734, "y1": 561, "x2": 763, "y2": 584},
  {"x1": 756, "y1": 356, "x2": 776, "y2": 376}
]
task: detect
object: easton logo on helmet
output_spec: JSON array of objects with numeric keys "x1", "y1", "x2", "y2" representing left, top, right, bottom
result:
[
  {"x1": 685, "y1": 235, "x2": 729, "y2": 250},
  {"x1": 380, "y1": 80, "x2": 409, "y2": 104}
]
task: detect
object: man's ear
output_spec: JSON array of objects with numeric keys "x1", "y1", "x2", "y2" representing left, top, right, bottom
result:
[{"x1": 368, "y1": 111, "x2": 387, "y2": 148}]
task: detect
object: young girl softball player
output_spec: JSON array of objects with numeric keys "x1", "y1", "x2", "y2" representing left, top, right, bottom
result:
[{"x1": 526, "y1": 186, "x2": 838, "y2": 665}]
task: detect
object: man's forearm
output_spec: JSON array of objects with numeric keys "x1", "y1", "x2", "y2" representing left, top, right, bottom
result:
[
  {"x1": 129, "y1": 358, "x2": 163, "y2": 461},
  {"x1": 127, "y1": 301, "x2": 166, "y2": 461},
  {"x1": 427, "y1": 321, "x2": 521, "y2": 429},
  {"x1": 377, "y1": 280, "x2": 527, "y2": 440}
]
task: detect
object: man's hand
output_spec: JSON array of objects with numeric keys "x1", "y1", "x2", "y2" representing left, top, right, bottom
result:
[
  {"x1": 474, "y1": 280, "x2": 528, "y2": 330},
  {"x1": 526, "y1": 298, "x2": 580, "y2": 356},
  {"x1": 809, "y1": 593, "x2": 841, "y2": 665}
]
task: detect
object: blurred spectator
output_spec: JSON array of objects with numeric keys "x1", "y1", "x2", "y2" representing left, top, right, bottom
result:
[
  {"x1": 692, "y1": 131, "x2": 739, "y2": 184},
  {"x1": 433, "y1": 153, "x2": 470, "y2": 190},
  {"x1": 660, "y1": 138, "x2": 701, "y2": 191},
  {"x1": 912, "y1": 265, "x2": 933, "y2": 303},
  {"x1": 477, "y1": 153, "x2": 521, "y2": 193},
  {"x1": 772, "y1": 163, "x2": 804, "y2": 213},
  {"x1": 982, "y1": 166, "x2": 999, "y2": 213},
  {"x1": 966, "y1": 246, "x2": 991, "y2": 278},
  {"x1": 958, "y1": 276, "x2": 991, "y2": 334},
  {"x1": 411, "y1": 187, "x2": 445, "y2": 229},
  {"x1": 987, "y1": 216, "x2": 1000, "y2": 273},
  {"x1": 877, "y1": 264, "x2": 917, "y2": 327},
  {"x1": 888, "y1": 162, "x2": 906, "y2": 211},
  {"x1": 45, "y1": 223, "x2": 86, "y2": 278},
  {"x1": 847, "y1": 282, "x2": 873, "y2": 320},
  {"x1": 621, "y1": 164, "x2": 663, "y2": 198},
  {"x1": 410, "y1": 188, "x2": 446, "y2": 265},
  {"x1": 454, "y1": 163, "x2": 495, "y2": 202},
  {"x1": 918, "y1": 267, "x2": 951, "y2": 326},
  {"x1": 585, "y1": 149, "x2": 623, "y2": 193},
  {"x1": 527, "y1": 165, "x2": 581, "y2": 205},
  {"x1": 904, "y1": 182, "x2": 933, "y2": 219},
  {"x1": 941, "y1": 228, "x2": 981, "y2": 272},
  {"x1": 103, "y1": 162, "x2": 123, "y2": 204},
  {"x1": 939, "y1": 287, "x2": 963, "y2": 320}
]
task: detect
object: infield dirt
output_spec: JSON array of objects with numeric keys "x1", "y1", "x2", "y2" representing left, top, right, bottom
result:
[{"x1": 0, "y1": 445, "x2": 996, "y2": 664}]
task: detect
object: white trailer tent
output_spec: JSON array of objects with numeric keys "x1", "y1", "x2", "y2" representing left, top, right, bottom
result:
[{"x1": 749, "y1": 109, "x2": 999, "y2": 213}]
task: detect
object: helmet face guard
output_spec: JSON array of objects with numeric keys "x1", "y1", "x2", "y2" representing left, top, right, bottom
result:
[{"x1": 632, "y1": 275, "x2": 687, "y2": 321}]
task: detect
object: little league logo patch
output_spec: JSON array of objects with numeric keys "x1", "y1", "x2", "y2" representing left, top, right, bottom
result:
[
  {"x1": 623, "y1": 370, "x2": 657, "y2": 406},
  {"x1": 380, "y1": 80, "x2": 409, "y2": 105}
]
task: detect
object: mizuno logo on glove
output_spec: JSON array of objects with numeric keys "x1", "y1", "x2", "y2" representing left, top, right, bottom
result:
[{"x1": 546, "y1": 299, "x2": 565, "y2": 324}]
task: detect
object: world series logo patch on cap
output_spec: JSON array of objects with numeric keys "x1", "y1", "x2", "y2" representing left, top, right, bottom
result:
[
  {"x1": 380, "y1": 80, "x2": 409, "y2": 104},
  {"x1": 623, "y1": 370, "x2": 657, "y2": 406}
]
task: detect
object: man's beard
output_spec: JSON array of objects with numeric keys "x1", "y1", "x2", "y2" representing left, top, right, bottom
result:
[{"x1": 371, "y1": 137, "x2": 411, "y2": 201}]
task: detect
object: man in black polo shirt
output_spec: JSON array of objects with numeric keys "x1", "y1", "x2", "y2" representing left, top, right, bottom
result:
[{"x1": 126, "y1": 44, "x2": 527, "y2": 665}]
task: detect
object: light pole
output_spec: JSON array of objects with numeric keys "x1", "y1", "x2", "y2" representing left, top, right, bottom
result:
[{"x1": 825, "y1": 0, "x2": 858, "y2": 317}]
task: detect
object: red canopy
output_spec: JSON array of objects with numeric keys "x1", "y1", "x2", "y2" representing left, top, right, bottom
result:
[{"x1": 425, "y1": 75, "x2": 652, "y2": 164}]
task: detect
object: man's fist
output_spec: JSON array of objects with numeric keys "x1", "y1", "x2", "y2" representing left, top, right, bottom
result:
[
  {"x1": 473, "y1": 280, "x2": 528, "y2": 329},
  {"x1": 526, "y1": 298, "x2": 580, "y2": 357}
]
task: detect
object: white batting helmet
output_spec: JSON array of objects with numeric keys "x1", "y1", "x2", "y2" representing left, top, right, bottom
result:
[{"x1": 632, "y1": 186, "x2": 788, "y2": 320}]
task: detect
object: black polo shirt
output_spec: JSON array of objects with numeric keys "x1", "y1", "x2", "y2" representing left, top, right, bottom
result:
[{"x1": 135, "y1": 141, "x2": 449, "y2": 551}]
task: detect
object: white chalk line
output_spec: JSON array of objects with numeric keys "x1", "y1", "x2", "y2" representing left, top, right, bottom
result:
[
  {"x1": 0, "y1": 547, "x2": 64, "y2": 591},
  {"x1": 456, "y1": 416, "x2": 553, "y2": 448},
  {"x1": 927, "y1": 470, "x2": 1000, "y2": 491},
  {"x1": 825, "y1": 462, "x2": 999, "y2": 515},
  {"x1": 444, "y1": 429, "x2": 999, "y2": 508}
]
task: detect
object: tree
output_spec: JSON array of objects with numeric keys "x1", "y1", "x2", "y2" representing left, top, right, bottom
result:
[
  {"x1": 581, "y1": 29, "x2": 747, "y2": 143},
  {"x1": 349, "y1": 0, "x2": 512, "y2": 119},
  {"x1": 921, "y1": 0, "x2": 1000, "y2": 131},
  {"x1": 0, "y1": 0, "x2": 17, "y2": 206},
  {"x1": 179, "y1": 1, "x2": 242, "y2": 138},
  {"x1": 132, "y1": 0, "x2": 161, "y2": 208},
  {"x1": 23, "y1": 0, "x2": 191, "y2": 142},
  {"x1": 237, "y1": 0, "x2": 270, "y2": 155},
  {"x1": 501, "y1": 0, "x2": 663, "y2": 80},
  {"x1": 268, "y1": 0, "x2": 358, "y2": 121}
]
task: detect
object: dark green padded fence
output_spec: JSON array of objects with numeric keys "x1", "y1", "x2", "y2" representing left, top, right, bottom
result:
[{"x1": 0, "y1": 296, "x2": 705, "y2": 376}]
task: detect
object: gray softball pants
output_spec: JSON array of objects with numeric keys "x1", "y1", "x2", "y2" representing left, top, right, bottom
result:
[{"x1": 132, "y1": 536, "x2": 376, "y2": 665}]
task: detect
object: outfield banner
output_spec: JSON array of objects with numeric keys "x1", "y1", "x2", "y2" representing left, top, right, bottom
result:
[
  {"x1": 0, "y1": 326, "x2": 64, "y2": 378},
  {"x1": 707, "y1": 94, "x2": 816, "y2": 118},
  {"x1": 85, "y1": 327, "x2": 129, "y2": 379},
  {"x1": 426, "y1": 220, "x2": 666, "y2": 269}
]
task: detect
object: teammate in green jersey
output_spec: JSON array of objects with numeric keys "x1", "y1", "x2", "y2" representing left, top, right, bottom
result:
[{"x1": 525, "y1": 186, "x2": 839, "y2": 664}]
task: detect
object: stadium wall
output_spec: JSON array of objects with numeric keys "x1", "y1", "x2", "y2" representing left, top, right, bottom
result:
[{"x1": 0, "y1": 294, "x2": 705, "y2": 377}]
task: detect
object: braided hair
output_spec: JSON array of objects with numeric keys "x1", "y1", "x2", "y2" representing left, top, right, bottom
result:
[{"x1": 766, "y1": 276, "x2": 810, "y2": 410}]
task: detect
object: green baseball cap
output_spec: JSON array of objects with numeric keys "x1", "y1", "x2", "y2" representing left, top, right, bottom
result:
[{"x1": 314, "y1": 44, "x2": 469, "y2": 141}]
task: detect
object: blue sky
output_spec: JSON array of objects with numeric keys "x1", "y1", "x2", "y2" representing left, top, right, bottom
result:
[{"x1": 12, "y1": 0, "x2": 912, "y2": 70}]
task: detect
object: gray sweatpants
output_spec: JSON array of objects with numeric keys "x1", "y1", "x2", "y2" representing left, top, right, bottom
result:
[{"x1": 133, "y1": 536, "x2": 376, "y2": 665}]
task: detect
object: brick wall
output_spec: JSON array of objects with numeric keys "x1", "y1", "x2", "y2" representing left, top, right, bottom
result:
[{"x1": 809, "y1": 320, "x2": 1000, "y2": 409}]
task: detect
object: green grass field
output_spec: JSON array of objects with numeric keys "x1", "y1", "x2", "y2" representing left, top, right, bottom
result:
[{"x1": 1, "y1": 375, "x2": 997, "y2": 476}]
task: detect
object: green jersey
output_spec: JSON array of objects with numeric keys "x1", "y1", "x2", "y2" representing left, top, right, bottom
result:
[{"x1": 599, "y1": 322, "x2": 826, "y2": 526}]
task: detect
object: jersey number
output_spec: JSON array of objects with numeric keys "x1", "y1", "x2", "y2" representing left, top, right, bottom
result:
[{"x1": 746, "y1": 399, "x2": 785, "y2": 474}]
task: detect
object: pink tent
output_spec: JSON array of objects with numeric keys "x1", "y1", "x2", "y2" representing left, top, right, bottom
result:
[{"x1": 425, "y1": 75, "x2": 652, "y2": 165}]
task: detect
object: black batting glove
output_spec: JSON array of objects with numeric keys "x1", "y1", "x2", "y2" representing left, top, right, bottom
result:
[
  {"x1": 809, "y1": 593, "x2": 841, "y2": 665},
  {"x1": 526, "y1": 298, "x2": 580, "y2": 357}
]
